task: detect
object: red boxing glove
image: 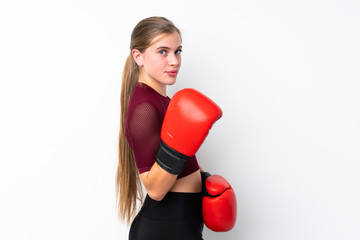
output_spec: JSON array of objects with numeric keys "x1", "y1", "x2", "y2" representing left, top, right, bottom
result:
[
  {"x1": 202, "y1": 172, "x2": 237, "y2": 232},
  {"x1": 156, "y1": 89, "x2": 222, "y2": 175},
  {"x1": 162, "y1": 88, "x2": 222, "y2": 156}
]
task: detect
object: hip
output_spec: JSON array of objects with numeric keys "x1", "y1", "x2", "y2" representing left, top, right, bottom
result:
[{"x1": 129, "y1": 192, "x2": 204, "y2": 240}]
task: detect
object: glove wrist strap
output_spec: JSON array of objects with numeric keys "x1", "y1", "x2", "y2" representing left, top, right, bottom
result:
[
  {"x1": 201, "y1": 171, "x2": 212, "y2": 197},
  {"x1": 156, "y1": 140, "x2": 190, "y2": 175}
]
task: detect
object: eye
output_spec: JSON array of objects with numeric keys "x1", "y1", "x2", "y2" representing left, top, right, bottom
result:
[
  {"x1": 159, "y1": 50, "x2": 167, "y2": 55},
  {"x1": 175, "y1": 49, "x2": 182, "y2": 55}
]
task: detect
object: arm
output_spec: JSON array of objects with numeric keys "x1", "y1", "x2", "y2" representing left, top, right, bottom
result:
[
  {"x1": 127, "y1": 101, "x2": 176, "y2": 201},
  {"x1": 140, "y1": 162, "x2": 177, "y2": 201},
  {"x1": 132, "y1": 89, "x2": 222, "y2": 201},
  {"x1": 151, "y1": 88, "x2": 222, "y2": 198}
]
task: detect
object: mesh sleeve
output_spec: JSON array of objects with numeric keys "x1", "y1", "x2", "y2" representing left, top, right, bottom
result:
[{"x1": 126, "y1": 101, "x2": 163, "y2": 173}]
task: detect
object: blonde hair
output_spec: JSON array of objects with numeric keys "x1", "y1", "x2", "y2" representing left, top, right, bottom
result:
[{"x1": 116, "y1": 16, "x2": 181, "y2": 224}]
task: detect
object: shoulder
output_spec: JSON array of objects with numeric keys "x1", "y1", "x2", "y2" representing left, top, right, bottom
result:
[
  {"x1": 128, "y1": 88, "x2": 160, "y2": 117},
  {"x1": 125, "y1": 86, "x2": 164, "y2": 142},
  {"x1": 128, "y1": 82, "x2": 169, "y2": 116},
  {"x1": 126, "y1": 84, "x2": 163, "y2": 127}
]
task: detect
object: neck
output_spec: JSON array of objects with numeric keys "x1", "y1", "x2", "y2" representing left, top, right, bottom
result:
[{"x1": 138, "y1": 74, "x2": 166, "y2": 97}]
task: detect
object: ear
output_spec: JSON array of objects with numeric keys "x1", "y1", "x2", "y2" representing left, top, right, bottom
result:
[{"x1": 132, "y1": 49, "x2": 143, "y2": 67}]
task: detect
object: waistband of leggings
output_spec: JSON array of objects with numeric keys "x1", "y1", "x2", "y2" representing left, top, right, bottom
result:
[{"x1": 142, "y1": 192, "x2": 203, "y2": 220}]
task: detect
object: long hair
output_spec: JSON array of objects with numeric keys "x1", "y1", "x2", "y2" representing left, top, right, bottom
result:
[{"x1": 116, "y1": 16, "x2": 181, "y2": 224}]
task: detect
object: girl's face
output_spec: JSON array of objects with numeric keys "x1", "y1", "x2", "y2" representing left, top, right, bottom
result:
[{"x1": 133, "y1": 32, "x2": 182, "y2": 95}]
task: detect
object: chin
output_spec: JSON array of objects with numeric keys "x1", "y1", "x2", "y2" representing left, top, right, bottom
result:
[
  {"x1": 167, "y1": 81, "x2": 176, "y2": 86},
  {"x1": 164, "y1": 78, "x2": 177, "y2": 86}
]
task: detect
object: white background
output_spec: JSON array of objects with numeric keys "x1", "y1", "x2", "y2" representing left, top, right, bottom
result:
[{"x1": 1, "y1": 0, "x2": 359, "y2": 239}]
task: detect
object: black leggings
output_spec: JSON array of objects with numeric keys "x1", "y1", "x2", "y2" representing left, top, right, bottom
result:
[{"x1": 129, "y1": 192, "x2": 204, "y2": 240}]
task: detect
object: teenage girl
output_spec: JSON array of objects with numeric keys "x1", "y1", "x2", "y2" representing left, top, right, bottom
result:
[
  {"x1": 116, "y1": 16, "x2": 205, "y2": 239},
  {"x1": 116, "y1": 16, "x2": 236, "y2": 240}
]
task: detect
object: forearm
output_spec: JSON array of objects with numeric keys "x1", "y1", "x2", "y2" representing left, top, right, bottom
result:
[{"x1": 140, "y1": 162, "x2": 177, "y2": 201}]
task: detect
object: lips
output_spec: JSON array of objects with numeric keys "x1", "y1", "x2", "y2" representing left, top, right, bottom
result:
[{"x1": 166, "y1": 70, "x2": 178, "y2": 77}]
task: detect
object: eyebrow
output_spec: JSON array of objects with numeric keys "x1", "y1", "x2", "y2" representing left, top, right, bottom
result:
[{"x1": 156, "y1": 46, "x2": 182, "y2": 50}]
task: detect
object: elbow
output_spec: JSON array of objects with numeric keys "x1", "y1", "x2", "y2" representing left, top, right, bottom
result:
[{"x1": 147, "y1": 189, "x2": 166, "y2": 201}]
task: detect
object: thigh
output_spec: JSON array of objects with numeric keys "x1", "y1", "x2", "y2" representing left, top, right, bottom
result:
[{"x1": 128, "y1": 209, "x2": 143, "y2": 240}]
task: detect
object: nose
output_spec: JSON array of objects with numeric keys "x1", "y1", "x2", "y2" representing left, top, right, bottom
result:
[{"x1": 168, "y1": 53, "x2": 180, "y2": 66}]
